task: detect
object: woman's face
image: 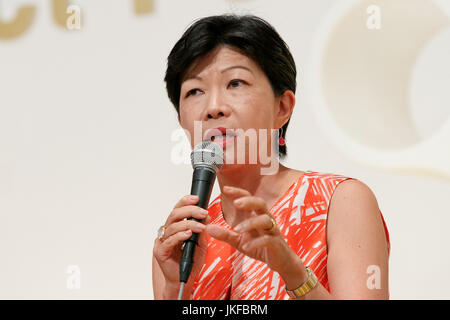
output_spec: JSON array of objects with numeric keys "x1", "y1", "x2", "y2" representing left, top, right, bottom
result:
[{"x1": 178, "y1": 45, "x2": 292, "y2": 166}]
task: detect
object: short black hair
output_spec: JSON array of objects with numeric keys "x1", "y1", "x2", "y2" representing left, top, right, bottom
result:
[{"x1": 164, "y1": 14, "x2": 297, "y2": 159}]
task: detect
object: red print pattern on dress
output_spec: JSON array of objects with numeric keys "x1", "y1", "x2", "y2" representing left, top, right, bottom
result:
[{"x1": 191, "y1": 171, "x2": 390, "y2": 300}]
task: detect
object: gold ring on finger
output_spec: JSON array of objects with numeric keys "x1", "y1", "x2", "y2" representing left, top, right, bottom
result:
[{"x1": 265, "y1": 215, "x2": 277, "y2": 233}]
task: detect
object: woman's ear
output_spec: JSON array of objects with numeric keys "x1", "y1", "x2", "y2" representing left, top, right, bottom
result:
[{"x1": 276, "y1": 90, "x2": 295, "y2": 127}]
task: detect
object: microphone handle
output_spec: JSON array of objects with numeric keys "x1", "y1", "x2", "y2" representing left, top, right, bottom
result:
[{"x1": 179, "y1": 166, "x2": 216, "y2": 284}]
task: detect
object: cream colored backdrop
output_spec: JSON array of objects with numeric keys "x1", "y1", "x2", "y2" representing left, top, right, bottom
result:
[{"x1": 0, "y1": 0, "x2": 449, "y2": 299}]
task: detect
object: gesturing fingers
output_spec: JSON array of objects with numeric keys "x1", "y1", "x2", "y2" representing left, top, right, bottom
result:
[
  {"x1": 234, "y1": 214, "x2": 278, "y2": 234},
  {"x1": 233, "y1": 196, "x2": 269, "y2": 216},
  {"x1": 223, "y1": 186, "x2": 270, "y2": 217},
  {"x1": 206, "y1": 224, "x2": 241, "y2": 249},
  {"x1": 222, "y1": 186, "x2": 252, "y2": 199},
  {"x1": 241, "y1": 234, "x2": 273, "y2": 252}
]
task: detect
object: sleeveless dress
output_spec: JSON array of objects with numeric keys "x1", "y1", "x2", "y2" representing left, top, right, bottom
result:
[{"x1": 190, "y1": 170, "x2": 391, "y2": 300}]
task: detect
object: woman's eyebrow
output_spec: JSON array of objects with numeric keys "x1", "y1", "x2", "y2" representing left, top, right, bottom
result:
[
  {"x1": 182, "y1": 65, "x2": 253, "y2": 83},
  {"x1": 183, "y1": 74, "x2": 202, "y2": 82},
  {"x1": 221, "y1": 65, "x2": 253, "y2": 74}
]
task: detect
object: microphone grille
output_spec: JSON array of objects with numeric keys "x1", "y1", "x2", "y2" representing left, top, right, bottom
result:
[{"x1": 191, "y1": 141, "x2": 224, "y2": 170}]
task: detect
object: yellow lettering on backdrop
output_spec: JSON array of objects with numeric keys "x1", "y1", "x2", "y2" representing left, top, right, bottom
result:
[
  {"x1": 52, "y1": 0, "x2": 72, "y2": 28},
  {"x1": 134, "y1": 0, "x2": 154, "y2": 15},
  {"x1": 0, "y1": 5, "x2": 36, "y2": 40},
  {"x1": 1, "y1": 0, "x2": 152, "y2": 39}
]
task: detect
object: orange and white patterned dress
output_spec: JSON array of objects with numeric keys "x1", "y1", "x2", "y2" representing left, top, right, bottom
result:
[{"x1": 191, "y1": 170, "x2": 391, "y2": 300}]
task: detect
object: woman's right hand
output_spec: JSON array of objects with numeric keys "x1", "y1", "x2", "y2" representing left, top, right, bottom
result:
[{"x1": 153, "y1": 194, "x2": 210, "y2": 299}]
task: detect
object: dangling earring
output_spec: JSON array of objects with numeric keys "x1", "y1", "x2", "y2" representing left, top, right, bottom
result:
[{"x1": 278, "y1": 127, "x2": 285, "y2": 146}]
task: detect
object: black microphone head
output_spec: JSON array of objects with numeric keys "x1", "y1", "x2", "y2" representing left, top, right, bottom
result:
[{"x1": 191, "y1": 141, "x2": 224, "y2": 171}]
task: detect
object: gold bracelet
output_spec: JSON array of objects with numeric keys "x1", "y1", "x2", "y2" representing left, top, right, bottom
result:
[{"x1": 285, "y1": 266, "x2": 318, "y2": 299}]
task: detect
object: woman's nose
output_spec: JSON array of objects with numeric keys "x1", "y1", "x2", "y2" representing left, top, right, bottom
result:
[
  {"x1": 207, "y1": 108, "x2": 225, "y2": 119},
  {"x1": 205, "y1": 90, "x2": 230, "y2": 119}
]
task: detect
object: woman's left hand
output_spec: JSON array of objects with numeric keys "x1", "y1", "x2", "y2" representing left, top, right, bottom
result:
[{"x1": 205, "y1": 185, "x2": 299, "y2": 276}]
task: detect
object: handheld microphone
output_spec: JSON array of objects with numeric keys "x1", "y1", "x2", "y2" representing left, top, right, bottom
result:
[{"x1": 178, "y1": 141, "x2": 224, "y2": 300}]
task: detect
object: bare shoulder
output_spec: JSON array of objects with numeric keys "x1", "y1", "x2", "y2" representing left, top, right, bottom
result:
[
  {"x1": 325, "y1": 178, "x2": 389, "y2": 298},
  {"x1": 327, "y1": 178, "x2": 385, "y2": 245},
  {"x1": 331, "y1": 179, "x2": 378, "y2": 208}
]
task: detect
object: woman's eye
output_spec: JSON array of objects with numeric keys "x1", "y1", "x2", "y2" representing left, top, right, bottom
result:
[
  {"x1": 186, "y1": 88, "x2": 201, "y2": 97},
  {"x1": 228, "y1": 79, "x2": 246, "y2": 88}
]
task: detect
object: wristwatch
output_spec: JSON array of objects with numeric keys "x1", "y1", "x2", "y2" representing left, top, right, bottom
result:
[{"x1": 285, "y1": 266, "x2": 318, "y2": 299}]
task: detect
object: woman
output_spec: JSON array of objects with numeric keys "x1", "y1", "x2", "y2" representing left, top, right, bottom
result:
[{"x1": 153, "y1": 14, "x2": 390, "y2": 300}]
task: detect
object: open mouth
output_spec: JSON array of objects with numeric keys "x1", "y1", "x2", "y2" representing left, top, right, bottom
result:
[
  {"x1": 203, "y1": 127, "x2": 237, "y2": 145},
  {"x1": 210, "y1": 134, "x2": 236, "y2": 142},
  {"x1": 210, "y1": 134, "x2": 237, "y2": 148}
]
